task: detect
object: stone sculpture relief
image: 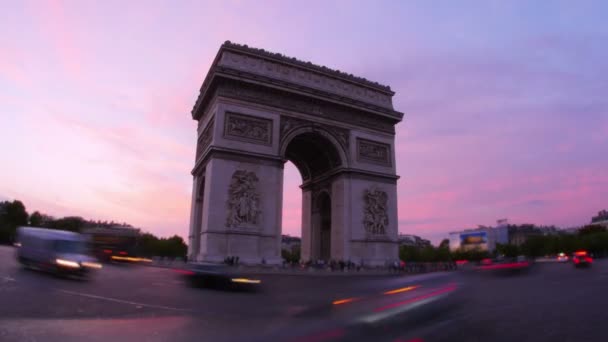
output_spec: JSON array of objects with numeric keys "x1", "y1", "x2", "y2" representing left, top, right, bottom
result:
[
  {"x1": 357, "y1": 138, "x2": 391, "y2": 166},
  {"x1": 363, "y1": 186, "x2": 389, "y2": 235},
  {"x1": 226, "y1": 170, "x2": 261, "y2": 227},
  {"x1": 196, "y1": 119, "x2": 214, "y2": 160},
  {"x1": 224, "y1": 112, "x2": 272, "y2": 145}
]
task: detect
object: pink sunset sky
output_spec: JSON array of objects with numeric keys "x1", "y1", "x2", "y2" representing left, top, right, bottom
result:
[{"x1": 1, "y1": 1, "x2": 607, "y2": 244}]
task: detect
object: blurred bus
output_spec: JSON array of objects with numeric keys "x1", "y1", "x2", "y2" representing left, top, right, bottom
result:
[
  {"x1": 16, "y1": 226, "x2": 102, "y2": 277},
  {"x1": 82, "y1": 226, "x2": 142, "y2": 263}
]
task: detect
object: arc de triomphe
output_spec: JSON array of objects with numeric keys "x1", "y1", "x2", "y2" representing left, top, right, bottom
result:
[{"x1": 188, "y1": 42, "x2": 403, "y2": 265}]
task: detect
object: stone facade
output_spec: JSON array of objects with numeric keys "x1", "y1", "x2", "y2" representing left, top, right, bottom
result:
[{"x1": 188, "y1": 42, "x2": 403, "y2": 266}]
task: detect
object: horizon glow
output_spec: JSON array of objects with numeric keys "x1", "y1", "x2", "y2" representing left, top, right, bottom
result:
[{"x1": 1, "y1": 1, "x2": 607, "y2": 244}]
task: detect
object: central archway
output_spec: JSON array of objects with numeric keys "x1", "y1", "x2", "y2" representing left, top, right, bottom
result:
[{"x1": 281, "y1": 128, "x2": 346, "y2": 262}]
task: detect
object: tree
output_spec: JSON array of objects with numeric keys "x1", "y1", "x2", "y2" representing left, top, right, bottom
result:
[
  {"x1": 439, "y1": 239, "x2": 450, "y2": 249},
  {"x1": 138, "y1": 233, "x2": 187, "y2": 258},
  {"x1": 49, "y1": 216, "x2": 86, "y2": 232},
  {"x1": 496, "y1": 243, "x2": 520, "y2": 258},
  {"x1": 29, "y1": 211, "x2": 43, "y2": 226},
  {"x1": 578, "y1": 224, "x2": 607, "y2": 236},
  {"x1": 0, "y1": 200, "x2": 29, "y2": 243}
]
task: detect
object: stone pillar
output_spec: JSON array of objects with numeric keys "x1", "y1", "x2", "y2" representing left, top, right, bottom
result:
[
  {"x1": 195, "y1": 157, "x2": 284, "y2": 265},
  {"x1": 187, "y1": 176, "x2": 198, "y2": 260},
  {"x1": 300, "y1": 189, "x2": 312, "y2": 262},
  {"x1": 330, "y1": 174, "x2": 351, "y2": 262}
]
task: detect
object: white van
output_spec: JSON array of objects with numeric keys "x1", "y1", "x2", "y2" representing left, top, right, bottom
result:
[{"x1": 16, "y1": 227, "x2": 102, "y2": 277}]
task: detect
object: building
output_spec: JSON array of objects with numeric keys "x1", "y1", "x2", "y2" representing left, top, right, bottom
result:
[
  {"x1": 449, "y1": 221, "x2": 509, "y2": 252},
  {"x1": 397, "y1": 234, "x2": 431, "y2": 248}
]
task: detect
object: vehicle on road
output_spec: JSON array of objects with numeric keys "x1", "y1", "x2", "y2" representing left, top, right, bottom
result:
[
  {"x1": 15, "y1": 226, "x2": 102, "y2": 278},
  {"x1": 557, "y1": 252, "x2": 569, "y2": 263},
  {"x1": 82, "y1": 226, "x2": 142, "y2": 263},
  {"x1": 572, "y1": 250, "x2": 593, "y2": 268},
  {"x1": 175, "y1": 263, "x2": 261, "y2": 291},
  {"x1": 474, "y1": 256, "x2": 531, "y2": 275}
]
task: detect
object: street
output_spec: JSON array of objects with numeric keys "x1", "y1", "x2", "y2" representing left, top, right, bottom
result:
[{"x1": 1, "y1": 245, "x2": 608, "y2": 342}]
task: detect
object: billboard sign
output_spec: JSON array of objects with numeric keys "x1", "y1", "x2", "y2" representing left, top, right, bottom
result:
[{"x1": 460, "y1": 231, "x2": 488, "y2": 246}]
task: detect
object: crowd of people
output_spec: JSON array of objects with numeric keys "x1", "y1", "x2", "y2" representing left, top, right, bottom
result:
[{"x1": 279, "y1": 259, "x2": 458, "y2": 273}]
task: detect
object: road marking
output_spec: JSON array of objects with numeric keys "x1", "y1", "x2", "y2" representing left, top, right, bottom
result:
[
  {"x1": 56, "y1": 289, "x2": 191, "y2": 312},
  {"x1": 1, "y1": 276, "x2": 16, "y2": 282}
]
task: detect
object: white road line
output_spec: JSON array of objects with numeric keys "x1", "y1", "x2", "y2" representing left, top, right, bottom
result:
[
  {"x1": 1, "y1": 275, "x2": 16, "y2": 282},
  {"x1": 56, "y1": 289, "x2": 191, "y2": 312}
]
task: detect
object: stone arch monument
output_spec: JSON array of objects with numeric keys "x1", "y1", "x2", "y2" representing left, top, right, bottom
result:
[{"x1": 188, "y1": 42, "x2": 403, "y2": 265}]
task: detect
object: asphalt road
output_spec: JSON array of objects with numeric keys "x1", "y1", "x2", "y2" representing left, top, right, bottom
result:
[{"x1": 1, "y1": 245, "x2": 608, "y2": 342}]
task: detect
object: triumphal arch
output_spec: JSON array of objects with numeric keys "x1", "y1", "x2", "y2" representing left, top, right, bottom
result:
[{"x1": 188, "y1": 42, "x2": 403, "y2": 265}]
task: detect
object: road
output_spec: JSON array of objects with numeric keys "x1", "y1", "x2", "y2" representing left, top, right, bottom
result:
[{"x1": 1, "y1": 246, "x2": 608, "y2": 342}]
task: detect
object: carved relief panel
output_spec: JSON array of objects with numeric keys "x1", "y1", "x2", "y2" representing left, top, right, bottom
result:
[
  {"x1": 226, "y1": 170, "x2": 261, "y2": 228},
  {"x1": 223, "y1": 112, "x2": 272, "y2": 145},
  {"x1": 196, "y1": 118, "x2": 214, "y2": 161},
  {"x1": 356, "y1": 138, "x2": 391, "y2": 166},
  {"x1": 363, "y1": 186, "x2": 389, "y2": 235}
]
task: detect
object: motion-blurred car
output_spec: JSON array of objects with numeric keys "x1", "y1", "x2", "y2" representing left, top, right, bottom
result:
[
  {"x1": 474, "y1": 256, "x2": 531, "y2": 275},
  {"x1": 16, "y1": 226, "x2": 102, "y2": 278},
  {"x1": 175, "y1": 263, "x2": 261, "y2": 291},
  {"x1": 572, "y1": 250, "x2": 593, "y2": 268},
  {"x1": 557, "y1": 252, "x2": 569, "y2": 263}
]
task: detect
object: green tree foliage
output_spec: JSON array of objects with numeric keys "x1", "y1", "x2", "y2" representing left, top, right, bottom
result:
[
  {"x1": 578, "y1": 224, "x2": 607, "y2": 236},
  {"x1": 399, "y1": 243, "x2": 491, "y2": 263},
  {"x1": 138, "y1": 233, "x2": 187, "y2": 258},
  {"x1": 2, "y1": 199, "x2": 188, "y2": 258},
  {"x1": 0, "y1": 200, "x2": 29, "y2": 243},
  {"x1": 495, "y1": 243, "x2": 520, "y2": 258},
  {"x1": 281, "y1": 247, "x2": 301, "y2": 263},
  {"x1": 48, "y1": 216, "x2": 87, "y2": 232}
]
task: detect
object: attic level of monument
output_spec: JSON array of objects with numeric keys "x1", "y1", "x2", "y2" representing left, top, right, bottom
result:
[{"x1": 191, "y1": 41, "x2": 404, "y2": 124}]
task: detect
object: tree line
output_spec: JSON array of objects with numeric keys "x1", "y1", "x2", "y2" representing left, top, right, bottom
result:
[{"x1": 0, "y1": 199, "x2": 187, "y2": 258}]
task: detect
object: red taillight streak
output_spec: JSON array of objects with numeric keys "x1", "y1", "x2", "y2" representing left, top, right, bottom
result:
[
  {"x1": 479, "y1": 261, "x2": 529, "y2": 270},
  {"x1": 174, "y1": 269, "x2": 195, "y2": 276},
  {"x1": 374, "y1": 284, "x2": 457, "y2": 313},
  {"x1": 119, "y1": 251, "x2": 128, "y2": 255},
  {"x1": 291, "y1": 328, "x2": 345, "y2": 342},
  {"x1": 103, "y1": 249, "x2": 112, "y2": 254}
]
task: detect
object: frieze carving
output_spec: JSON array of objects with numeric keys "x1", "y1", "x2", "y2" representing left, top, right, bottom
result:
[
  {"x1": 280, "y1": 116, "x2": 350, "y2": 150},
  {"x1": 219, "y1": 51, "x2": 393, "y2": 109},
  {"x1": 224, "y1": 112, "x2": 272, "y2": 145},
  {"x1": 357, "y1": 138, "x2": 391, "y2": 166},
  {"x1": 196, "y1": 119, "x2": 214, "y2": 160},
  {"x1": 226, "y1": 170, "x2": 261, "y2": 228},
  {"x1": 280, "y1": 116, "x2": 309, "y2": 137},
  {"x1": 222, "y1": 41, "x2": 393, "y2": 92},
  {"x1": 329, "y1": 126, "x2": 349, "y2": 149},
  {"x1": 363, "y1": 186, "x2": 389, "y2": 235},
  {"x1": 216, "y1": 80, "x2": 395, "y2": 134}
]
